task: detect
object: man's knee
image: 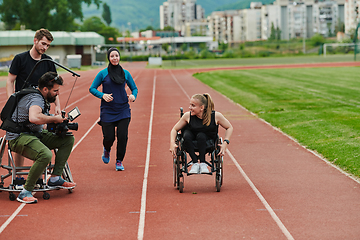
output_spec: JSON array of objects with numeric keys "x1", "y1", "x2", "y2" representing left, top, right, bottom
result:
[
  {"x1": 67, "y1": 135, "x2": 75, "y2": 146},
  {"x1": 34, "y1": 147, "x2": 52, "y2": 163}
]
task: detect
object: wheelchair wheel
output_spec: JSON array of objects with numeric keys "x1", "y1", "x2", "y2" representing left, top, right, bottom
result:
[
  {"x1": 176, "y1": 150, "x2": 185, "y2": 193},
  {"x1": 215, "y1": 155, "x2": 223, "y2": 192},
  {"x1": 176, "y1": 157, "x2": 182, "y2": 190},
  {"x1": 179, "y1": 177, "x2": 184, "y2": 193},
  {"x1": 173, "y1": 148, "x2": 183, "y2": 190},
  {"x1": 173, "y1": 157, "x2": 177, "y2": 187}
]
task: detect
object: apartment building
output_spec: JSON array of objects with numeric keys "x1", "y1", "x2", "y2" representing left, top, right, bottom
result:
[
  {"x1": 345, "y1": 0, "x2": 359, "y2": 34},
  {"x1": 288, "y1": 2, "x2": 307, "y2": 39},
  {"x1": 261, "y1": 4, "x2": 282, "y2": 40},
  {"x1": 207, "y1": 11, "x2": 226, "y2": 42},
  {"x1": 241, "y1": 7, "x2": 262, "y2": 41},
  {"x1": 162, "y1": 0, "x2": 347, "y2": 42},
  {"x1": 184, "y1": 20, "x2": 208, "y2": 37},
  {"x1": 207, "y1": 8, "x2": 262, "y2": 44},
  {"x1": 313, "y1": 1, "x2": 339, "y2": 37},
  {"x1": 159, "y1": 0, "x2": 205, "y2": 35}
]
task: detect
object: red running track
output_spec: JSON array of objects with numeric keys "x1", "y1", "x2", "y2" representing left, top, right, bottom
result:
[{"x1": 0, "y1": 62, "x2": 359, "y2": 239}]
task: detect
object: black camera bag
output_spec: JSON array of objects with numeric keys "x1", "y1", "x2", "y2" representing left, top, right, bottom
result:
[{"x1": 0, "y1": 88, "x2": 46, "y2": 133}]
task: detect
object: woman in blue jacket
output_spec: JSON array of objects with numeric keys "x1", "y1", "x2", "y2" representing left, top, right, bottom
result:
[{"x1": 89, "y1": 47, "x2": 138, "y2": 171}]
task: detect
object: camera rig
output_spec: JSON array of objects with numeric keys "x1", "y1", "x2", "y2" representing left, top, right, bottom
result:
[{"x1": 47, "y1": 107, "x2": 81, "y2": 138}]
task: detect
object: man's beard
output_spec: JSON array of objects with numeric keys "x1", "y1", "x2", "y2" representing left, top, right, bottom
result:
[
  {"x1": 35, "y1": 45, "x2": 44, "y2": 55},
  {"x1": 47, "y1": 93, "x2": 56, "y2": 103}
]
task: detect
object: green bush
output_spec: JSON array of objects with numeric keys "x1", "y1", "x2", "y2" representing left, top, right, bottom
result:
[
  {"x1": 222, "y1": 49, "x2": 235, "y2": 58},
  {"x1": 257, "y1": 50, "x2": 273, "y2": 57},
  {"x1": 199, "y1": 49, "x2": 216, "y2": 59},
  {"x1": 310, "y1": 34, "x2": 325, "y2": 47}
]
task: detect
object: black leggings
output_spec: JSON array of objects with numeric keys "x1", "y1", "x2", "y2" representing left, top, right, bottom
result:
[
  {"x1": 182, "y1": 130, "x2": 207, "y2": 163},
  {"x1": 101, "y1": 118, "x2": 130, "y2": 161}
]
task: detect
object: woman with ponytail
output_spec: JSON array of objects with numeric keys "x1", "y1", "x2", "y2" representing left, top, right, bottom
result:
[
  {"x1": 170, "y1": 93, "x2": 233, "y2": 174},
  {"x1": 90, "y1": 47, "x2": 138, "y2": 171}
]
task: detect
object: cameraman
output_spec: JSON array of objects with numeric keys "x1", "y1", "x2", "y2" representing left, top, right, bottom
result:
[{"x1": 6, "y1": 72, "x2": 76, "y2": 204}]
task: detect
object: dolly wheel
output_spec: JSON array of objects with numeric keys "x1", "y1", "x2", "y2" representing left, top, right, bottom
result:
[
  {"x1": 43, "y1": 192, "x2": 50, "y2": 200},
  {"x1": 9, "y1": 192, "x2": 16, "y2": 201}
]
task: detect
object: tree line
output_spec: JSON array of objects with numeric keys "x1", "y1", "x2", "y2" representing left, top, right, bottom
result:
[{"x1": 0, "y1": 0, "x2": 122, "y2": 44}]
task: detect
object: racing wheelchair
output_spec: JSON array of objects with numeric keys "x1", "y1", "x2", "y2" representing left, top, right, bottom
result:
[
  {"x1": 173, "y1": 108, "x2": 223, "y2": 193},
  {"x1": 0, "y1": 135, "x2": 74, "y2": 201}
]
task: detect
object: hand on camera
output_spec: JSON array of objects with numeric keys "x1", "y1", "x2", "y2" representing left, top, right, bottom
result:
[{"x1": 53, "y1": 115, "x2": 65, "y2": 123}]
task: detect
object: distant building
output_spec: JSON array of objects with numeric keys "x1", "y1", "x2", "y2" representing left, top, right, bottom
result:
[
  {"x1": 184, "y1": 19, "x2": 208, "y2": 37},
  {"x1": 345, "y1": 0, "x2": 359, "y2": 35},
  {"x1": 288, "y1": 2, "x2": 307, "y2": 39},
  {"x1": 241, "y1": 6, "x2": 262, "y2": 41},
  {"x1": 0, "y1": 30, "x2": 105, "y2": 66},
  {"x1": 261, "y1": 5, "x2": 282, "y2": 40},
  {"x1": 159, "y1": 0, "x2": 205, "y2": 35},
  {"x1": 208, "y1": 7, "x2": 262, "y2": 44},
  {"x1": 313, "y1": 1, "x2": 339, "y2": 37}
]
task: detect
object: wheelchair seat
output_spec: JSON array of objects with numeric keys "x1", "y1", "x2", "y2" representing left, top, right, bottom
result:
[{"x1": 180, "y1": 136, "x2": 218, "y2": 154}]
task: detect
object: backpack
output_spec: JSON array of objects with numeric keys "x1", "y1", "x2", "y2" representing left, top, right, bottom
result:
[{"x1": 0, "y1": 88, "x2": 47, "y2": 133}]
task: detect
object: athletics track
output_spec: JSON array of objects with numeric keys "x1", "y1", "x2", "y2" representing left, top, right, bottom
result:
[{"x1": 0, "y1": 61, "x2": 360, "y2": 239}]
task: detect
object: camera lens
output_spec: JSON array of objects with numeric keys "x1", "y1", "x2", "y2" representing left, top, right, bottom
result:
[{"x1": 67, "y1": 122, "x2": 78, "y2": 131}]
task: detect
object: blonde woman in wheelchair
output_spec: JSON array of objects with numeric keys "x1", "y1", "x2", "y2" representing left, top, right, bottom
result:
[{"x1": 170, "y1": 93, "x2": 233, "y2": 174}]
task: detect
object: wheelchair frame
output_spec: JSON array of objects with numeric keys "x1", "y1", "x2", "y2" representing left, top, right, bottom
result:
[
  {"x1": 172, "y1": 108, "x2": 223, "y2": 193},
  {"x1": 0, "y1": 135, "x2": 74, "y2": 201}
]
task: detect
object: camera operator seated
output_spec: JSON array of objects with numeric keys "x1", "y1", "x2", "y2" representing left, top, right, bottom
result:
[{"x1": 6, "y1": 72, "x2": 76, "y2": 204}]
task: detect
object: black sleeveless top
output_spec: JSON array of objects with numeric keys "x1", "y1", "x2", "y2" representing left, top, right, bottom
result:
[{"x1": 188, "y1": 111, "x2": 218, "y2": 139}]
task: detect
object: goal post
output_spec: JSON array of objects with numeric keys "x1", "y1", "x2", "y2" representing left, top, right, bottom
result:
[{"x1": 323, "y1": 43, "x2": 360, "y2": 57}]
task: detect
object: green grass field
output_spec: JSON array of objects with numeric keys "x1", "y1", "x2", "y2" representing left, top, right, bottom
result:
[
  {"x1": 194, "y1": 66, "x2": 360, "y2": 178},
  {"x1": 158, "y1": 54, "x2": 357, "y2": 69}
]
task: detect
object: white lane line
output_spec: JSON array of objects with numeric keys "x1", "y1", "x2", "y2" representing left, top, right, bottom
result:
[
  {"x1": 226, "y1": 149, "x2": 295, "y2": 240},
  {"x1": 64, "y1": 94, "x2": 91, "y2": 110},
  {"x1": 72, "y1": 118, "x2": 100, "y2": 151},
  {"x1": 0, "y1": 203, "x2": 26, "y2": 233},
  {"x1": 0, "y1": 118, "x2": 100, "y2": 234},
  {"x1": 137, "y1": 73, "x2": 156, "y2": 240},
  {"x1": 169, "y1": 70, "x2": 190, "y2": 99}
]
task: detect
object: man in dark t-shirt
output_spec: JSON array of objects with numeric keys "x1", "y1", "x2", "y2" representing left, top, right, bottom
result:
[
  {"x1": 9, "y1": 51, "x2": 56, "y2": 92},
  {"x1": 6, "y1": 29, "x2": 61, "y2": 173},
  {"x1": 6, "y1": 28, "x2": 60, "y2": 114}
]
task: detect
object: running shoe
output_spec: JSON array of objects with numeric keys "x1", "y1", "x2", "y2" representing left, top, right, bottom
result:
[
  {"x1": 116, "y1": 160, "x2": 124, "y2": 171},
  {"x1": 48, "y1": 177, "x2": 76, "y2": 189},
  {"x1": 199, "y1": 162, "x2": 210, "y2": 174},
  {"x1": 189, "y1": 162, "x2": 200, "y2": 174},
  {"x1": 17, "y1": 190, "x2": 38, "y2": 204},
  {"x1": 102, "y1": 148, "x2": 110, "y2": 164}
]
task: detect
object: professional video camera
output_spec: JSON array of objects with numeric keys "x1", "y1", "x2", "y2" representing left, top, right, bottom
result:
[{"x1": 47, "y1": 106, "x2": 81, "y2": 138}]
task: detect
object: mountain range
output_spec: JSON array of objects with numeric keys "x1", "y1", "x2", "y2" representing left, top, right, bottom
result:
[{"x1": 82, "y1": 0, "x2": 273, "y2": 31}]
